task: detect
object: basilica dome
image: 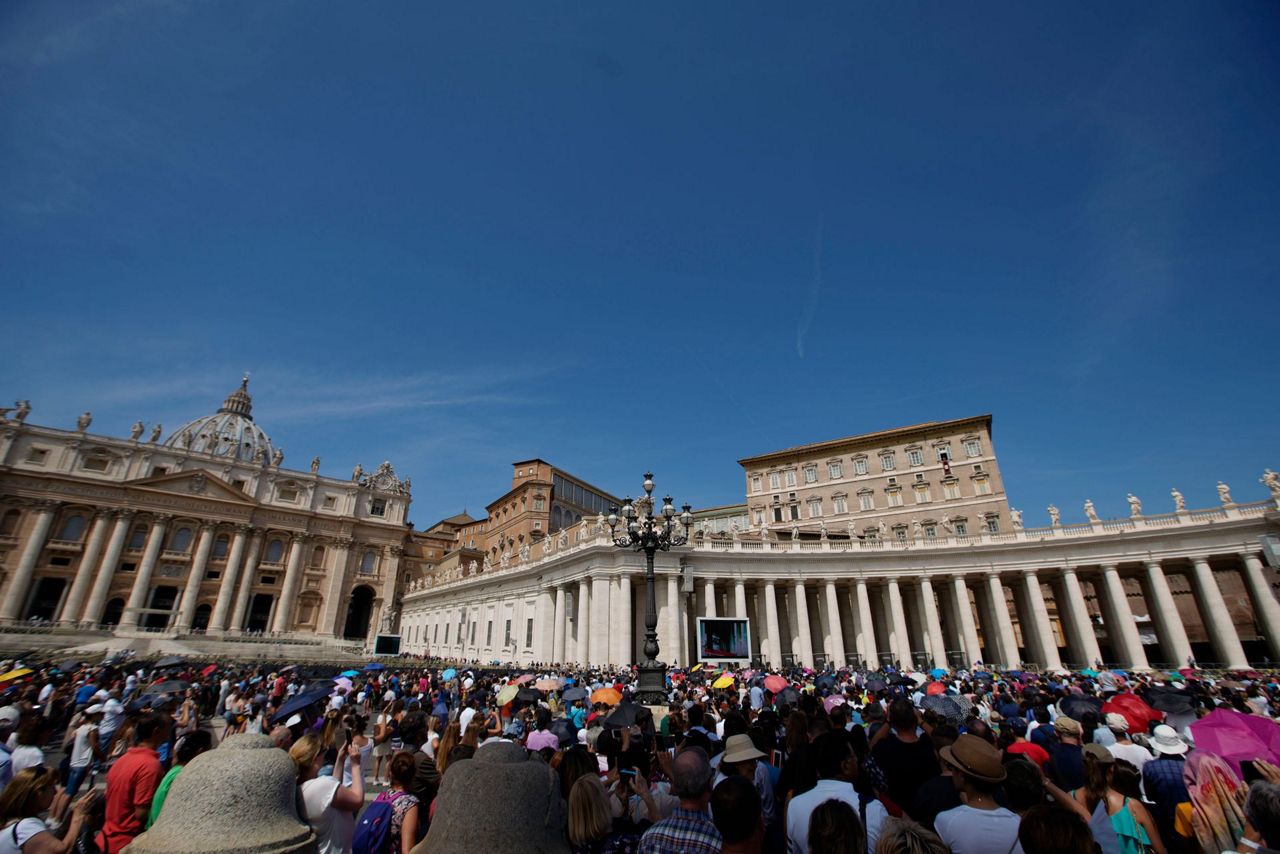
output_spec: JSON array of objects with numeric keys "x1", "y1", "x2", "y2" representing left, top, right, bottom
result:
[{"x1": 164, "y1": 376, "x2": 276, "y2": 463}]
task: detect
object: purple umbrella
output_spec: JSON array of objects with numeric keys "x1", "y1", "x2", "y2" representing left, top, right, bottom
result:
[{"x1": 1190, "y1": 708, "x2": 1280, "y2": 779}]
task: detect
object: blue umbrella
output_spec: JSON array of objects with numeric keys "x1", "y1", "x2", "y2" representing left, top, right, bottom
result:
[
  {"x1": 339, "y1": 669, "x2": 360, "y2": 678},
  {"x1": 929, "y1": 668, "x2": 947, "y2": 678},
  {"x1": 271, "y1": 684, "x2": 332, "y2": 724},
  {"x1": 364, "y1": 663, "x2": 385, "y2": 672},
  {"x1": 441, "y1": 668, "x2": 457, "y2": 681}
]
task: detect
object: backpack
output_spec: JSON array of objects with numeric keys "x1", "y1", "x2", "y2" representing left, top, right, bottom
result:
[{"x1": 352, "y1": 791, "x2": 402, "y2": 854}]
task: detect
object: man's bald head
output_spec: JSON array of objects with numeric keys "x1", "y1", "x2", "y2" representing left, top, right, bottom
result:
[{"x1": 671, "y1": 746, "x2": 714, "y2": 800}]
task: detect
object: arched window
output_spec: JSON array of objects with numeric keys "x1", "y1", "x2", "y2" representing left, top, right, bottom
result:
[
  {"x1": 127, "y1": 526, "x2": 148, "y2": 550},
  {"x1": 169, "y1": 527, "x2": 193, "y2": 553},
  {"x1": 310, "y1": 545, "x2": 326, "y2": 567},
  {"x1": 360, "y1": 551, "x2": 377, "y2": 574},
  {"x1": 265, "y1": 539, "x2": 285, "y2": 563},
  {"x1": 57, "y1": 515, "x2": 87, "y2": 542},
  {"x1": 0, "y1": 509, "x2": 18, "y2": 537},
  {"x1": 213, "y1": 535, "x2": 229, "y2": 558}
]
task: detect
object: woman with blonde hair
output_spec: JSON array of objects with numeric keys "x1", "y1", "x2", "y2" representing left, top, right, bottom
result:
[
  {"x1": 460, "y1": 716, "x2": 486, "y2": 749},
  {"x1": 434, "y1": 722, "x2": 462, "y2": 774},
  {"x1": 290, "y1": 732, "x2": 365, "y2": 854},
  {"x1": 567, "y1": 775, "x2": 641, "y2": 854},
  {"x1": 0, "y1": 766, "x2": 93, "y2": 854},
  {"x1": 872, "y1": 817, "x2": 947, "y2": 854},
  {"x1": 422, "y1": 715, "x2": 441, "y2": 760}
]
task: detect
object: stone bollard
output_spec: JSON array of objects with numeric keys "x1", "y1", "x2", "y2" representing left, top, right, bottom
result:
[{"x1": 127, "y1": 734, "x2": 315, "y2": 854}]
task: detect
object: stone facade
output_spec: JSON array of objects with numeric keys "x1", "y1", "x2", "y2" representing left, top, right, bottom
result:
[{"x1": 0, "y1": 381, "x2": 413, "y2": 646}]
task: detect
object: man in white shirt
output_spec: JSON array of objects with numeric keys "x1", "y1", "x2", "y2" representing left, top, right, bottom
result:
[
  {"x1": 934, "y1": 735, "x2": 1019, "y2": 854},
  {"x1": 786, "y1": 731, "x2": 881, "y2": 854},
  {"x1": 1105, "y1": 714, "x2": 1152, "y2": 779},
  {"x1": 459, "y1": 701, "x2": 478, "y2": 734}
]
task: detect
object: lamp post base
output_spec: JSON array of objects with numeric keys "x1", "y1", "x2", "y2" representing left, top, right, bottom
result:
[{"x1": 635, "y1": 659, "x2": 668, "y2": 705}]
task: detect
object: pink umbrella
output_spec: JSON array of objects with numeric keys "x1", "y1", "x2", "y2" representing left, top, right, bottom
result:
[
  {"x1": 823, "y1": 695, "x2": 847, "y2": 713},
  {"x1": 763, "y1": 675, "x2": 787, "y2": 694},
  {"x1": 1190, "y1": 709, "x2": 1280, "y2": 779},
  {"x1": 514, "y1": 674, "x2": 534, "y2": 685}
]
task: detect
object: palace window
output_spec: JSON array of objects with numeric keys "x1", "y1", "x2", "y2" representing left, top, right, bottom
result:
[
  {"x1": 81, "y1": 455, "x2": 111, "y2": 473},
  {"x1": 955, "y1": 521, "x2": 968, "y2": 536},
  {"x1": 924, "y1": 524, "x2": 937, "y2": 538},
  {"x1": 894, "y1": 527, "x2": 908, "y2": 543},
  {"x1": 914, "y1": 485, "x2": 931, "y2": 503},
  {"x1": 828, "y1": 462, "x2": 842, "y2": 479},
  {"x1": 168, "y1": 527, "x2": 193, "y2": 552},
  {"x1": 127, "y1": 526, "x2": 147, "y2": 550},
  {"x1": 907, "y1": 449, "x2": 924, "y2": 467},
  {"x1": 278, "y1": 487, "x2": 298, "y2": 502},
  {"x1": 752, "y1": 508, "x2": 764, "y2": 525},
  {"x1": 434, "y1": 624, "x2": 439, "y2": 644},
  {"x1": 943, "y1": 480, "x2": 961, "y2": 500},
  {"x1": 486, "y1": 622, "x2": 493, "y2": 646},
  {"x1": 784, "y1": 470, "x2": 797, "y2": 488},
  {"x1": 789, "y1": 505, "x2": 800, "y2": 521},
  {"x1": 265, "y1": 539, "x2": 285, "y2": 563},
  {"x1": 370, "y1": 499, "x2": 387, "y2": 517},
  {"x1": 322, "y1": 495, "x2": 337, "y2": 510},
  {"x1": 880, "y1": 454, "x2": 895, "y2": 472},
  {"x1": 986, "y1": 517, "x2": 1000, "y2": 533},
  {"x1": 853, "y1": 458, "x2": 869, "y2": 476},
  {"x1": 310, "y1": 546, "x2": 325, "y2": 567},
  {"x1": 470, "y1": 623, "x2": 476, "y2": 645},
  {"x1": 504, "y1": 619, "x2": 512, "y2": 647},
  {"x1": 25, "y1": 448, "x2": 48, "y2": 465},
  {"x1": 773, "y1": 507, "x2": 784, "y2": 523},
  {"x1": 807, "y1": 498, "x2": 822, "y2": 518},
  {"x1": 858, "y1": 492, "x2": 874, "y2": 511},
  {"x1": 974, "y1": 476, "x2": 992, "y2": 495},
  {"x1": 213, "y1": 535, "x2": 229, "y2": 558},
  {"x1": 57, "y1": 516, "x2": 87, "y2": 542},
  {"x1": 935, "y1": 444, "x2": 952, "y2": 461},
  {"x1": 833, "y1": 495, "x2": 849, "y2": 514},
  {"x1": 751, "y1": 475, "x2": 762, "y2": 493},
  {"x1": 525, "y1": 619, "x2": 534, "y2": 648},
  {"x1": 803, "y1": 466, "x2": 817, "y2": 484},
  {"x1": 769, "y1": 472, "x2": 781, "y2": 490},
  {"x1": 864, "y1": 528, "x2": 878, "y2": 540},
  {"x1": 965, "y1": 440, "x2": 982, "y2": 457},
  {"x1": 886, "y1": 488, "x2": 903, "y2": 507}
]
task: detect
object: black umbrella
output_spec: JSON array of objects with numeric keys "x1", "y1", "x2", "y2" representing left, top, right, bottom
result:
[
  {"x1": 1058, "y1": 694, "x2": 1104, "y2": 720},
  {"x1": 549, "y1": 718, "x2": 576, "y2": 748},
  {"x1": 890, "y1": 674, "x2": 916, "y2": 687},
  {"x1": 149, "y1": 680, "x2": 189, "y2": 694},
  {"x1": 814, "y1": 674, "x2": 837, "y2": 692},
  {"x1": 972, "y1": 671, "x2": 995, "y2": 682},
  {"x1": 128, "y1": 693, "x2": 174, "y2": 712},
  {"x1": 603, "y1": 702, "x2": 644, "y2": 728},
  {"x1": 270, "y1": 684, "x2": 332, "y2": 724},
  {"x1": 778, "y1": 687, "x2": 801, "y2": 707},
  {"x1": 58, "y1": 659, "x2": 82, "y2": 672},
  {"x1": 155, "y1": 656, "x2": 185, "y2": 668},
  {"x1": 1142, "y1": 687, "x2": 1196, "y2": 715},
  {"x1": 865, "y1": 678, "x2": 887, "y2": 692},
  {"x1": 562, "y1": 687, "x2": 588, "y2": 702},
  {"x1": 921, "y1": 695, "x2": 964, "y2": 725},
  {"x1": 516, "y1": 688, "x2": 540, "y2": 704}
]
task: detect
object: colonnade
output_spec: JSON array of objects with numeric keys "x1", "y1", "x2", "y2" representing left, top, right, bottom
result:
[{"x1": 408, "y1": 550, "x2": 1279, "y2": 671}]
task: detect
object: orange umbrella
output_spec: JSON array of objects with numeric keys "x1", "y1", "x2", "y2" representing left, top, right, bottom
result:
[
  {"x1": 591, "y1": 687, "x2": 622, "y2": 706},
  {"x1": 926, "y1": 681, "x2": 947, "y2": 696}
]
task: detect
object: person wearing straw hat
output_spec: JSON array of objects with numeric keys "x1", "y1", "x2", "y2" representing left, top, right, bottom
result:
[
  {"x1": 934, "y1": 734, "x2": 1020, "y2": 854},
  {"x1": 1142, "y1": 724, "x2": 1191, "y2": 850}
]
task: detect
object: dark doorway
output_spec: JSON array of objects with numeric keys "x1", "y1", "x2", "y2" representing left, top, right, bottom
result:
[
  {"x1": 26, "y1": 577, "x2": 66, "y2": 622},
  {"x1": 103, "y1": 598, "x2": 125, "y2": 626},
  {"x1": 343, "y1": 585, "x2": 375, "y2": 640},
  {"x1": 144, "y1": 586, "x2": 178, "y2": 630},
  {"x1": 192, "y1": 603, "x2": 212, "y2": 632},
  {"x1": 247, "y1": 594, "x2": 274, "y2": 633}
]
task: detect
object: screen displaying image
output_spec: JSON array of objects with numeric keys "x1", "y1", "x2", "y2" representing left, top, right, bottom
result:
[{"x1": 697, "y1": 618, "x2": 751, "y2": 661}]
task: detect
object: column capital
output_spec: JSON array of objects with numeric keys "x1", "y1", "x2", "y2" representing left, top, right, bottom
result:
[
  {"x1": 984, "y1": 571, "x2": 1002, "y2": 581},
  {"x1": 1143, "y1": 558, "x2": 1163, "y2": 570},
  {"x1": 117, "y1": 508, "x2": 138, "y2": 520},
  {"x1": 290, "y1": 532, "x2": 310, "y2": 544},
  {"x1": 1191, "y1": 555, "x2": 1212, "y2": 567},
  {"x1": 31, "y1": 499, "x2": 62, "y2": 512},
  {"x1": 388, "y1": 544, "x2": 404, "y2": 558},
  {"x1": 151, "y1": 513, "x2": 175, "y2": 524},
  {"x1": 1020, "y1": 568, "x2": 1040, "y2": 578},
  {"x1": 198, "y1": 521, "x2": 218, "y2": 532},
  {"x1": 234, "y1": 523, "x2": 254, "y2": 535},
  {"x1": 332, "y1": 537, "x2": 354, "y2": 549},
  {"x1": 1100, "y1": 563, "x2": 1119, "y2": 572},
  {"x1": 93, "y1": 508, "x2": 115, "y2": 521}
]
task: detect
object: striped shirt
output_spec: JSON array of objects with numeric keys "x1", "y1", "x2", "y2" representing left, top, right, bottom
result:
[{"x1": 638, "y1": 806, "x2": 723, "y2": 854}]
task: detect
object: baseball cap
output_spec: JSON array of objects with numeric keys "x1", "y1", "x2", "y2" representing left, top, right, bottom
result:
[{"x1": 0, "y1": 707, "x2": 19, "y2": 728}]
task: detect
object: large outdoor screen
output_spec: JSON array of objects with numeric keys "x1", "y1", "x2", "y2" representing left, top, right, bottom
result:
[{"x1": 697, "y1": 617, "x2": 752, "y2": 663}]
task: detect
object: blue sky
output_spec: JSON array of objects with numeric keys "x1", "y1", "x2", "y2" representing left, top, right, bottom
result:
[{"x1": 3, "y1": 2, "x2": 1278, "y2": 528}]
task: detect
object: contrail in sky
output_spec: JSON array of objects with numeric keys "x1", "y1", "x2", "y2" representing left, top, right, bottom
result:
[{"x1": 795, "y1": 218, "x2": 824, "y2": 359}]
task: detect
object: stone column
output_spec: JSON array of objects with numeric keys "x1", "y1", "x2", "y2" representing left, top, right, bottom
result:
[
  {"x1": 1189, "y1": 557, "x2": 1249, "y2": 669},
  {"x1": 734, "y1": 580, "x2": 748, "y2": 619},
  {"x1": 664, "y1": 574, "x2": 680, "y2": 667},
  {"x1": 0, "y1": 500, "x2": 59, "y2": 622},
  {"x1": 762, "y1": 581, "x2": 782, "y2": 667},
  {"x1": 1059, "y1": 567, "x2": 1102, "y2": 666},
  {"x1": 316, "y1": 538, "x2": 351, "y2": 637},
  {"x1": 616, "y1": 574, "x2": 632, "y2": 665},
  {"x1": 951, "y1": 577, "x2": 982, "y2": 668},
  {"x1": 175, "y1": 523, "x2": 216, "y2": 631},
  {"x1": 855, "y1": 579, "x2": 878, "y2": 667},
  {"x1": 575, "y1": 579, "x2": 590, "y2": 664},
  {"x1": 886, "y1": 578, "x2": 912, "y2": 666},
  {"x1": 271, "y1": 535, "x2": 308, "y2": 634},
  {"x1": 793, "y1": 581, "x2": 814, "y2": 668},
  {"x1": 1098, "y1": 564, "x2": 1149, "y2": 670},
  {"x1": 1241, "y1": 553, "x2": 1280, "y2": 660},
  {"x1": 229, "y1": 530, "x2": 265, "y2": 632},
  {"x1": 57, "y1": 509, "x2": 112, "y2": 625},
  {"x1": 918, "y1": 578, "x2": 947, "y2": 669},
  {"x1": 590, "y1": 575, "x2": 610, "y2": 666},
  {"x1": 1143, "y1": 560, "x2": 1194, "y2": 666},
  {"x1": 208, "y1": 526, "x2": 250, "y2": 633},
  {"x1": 82, "y1": 510, "x2": 134, "y2": 624},
  {"x1": 704, "y1": 580, "x2": 717, "y2": 617},
  {"x1": 119, "y1": 514, "x2": 171, "y2": 630},
  {"x1": 984, "y1": 573, "x2": 1020, "y2": 668},
  {"x1": 552, "y1": 586, "x2": 567, "y2": 662},
  {"x1": 823, "y1": 580, "x2": 847, "y2": 667},
  {"x1": 1020, "y1": 570, "x2": 1062, "y2": 670},
  {"x1": 376, "y1": 545, "x2": 404, "y2": 637}
]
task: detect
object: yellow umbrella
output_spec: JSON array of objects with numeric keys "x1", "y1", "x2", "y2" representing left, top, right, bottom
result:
[
  {"x1": 0, "y1": 668, "x2": 31, "y2": 684},
  {"x1": 712, "y1": 674, "x2": 735, "y2": 689},
  {"x1": 496, "y1": 684, "x2": 519, "y2": 706},
  {"x1": 690, "y1": 663, "x2": 703, "y2": 672}
]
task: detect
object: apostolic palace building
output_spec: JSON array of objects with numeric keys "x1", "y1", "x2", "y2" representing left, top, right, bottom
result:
[{"x1": 2, "y1": 384, "x2": 1279, "y2": 671}]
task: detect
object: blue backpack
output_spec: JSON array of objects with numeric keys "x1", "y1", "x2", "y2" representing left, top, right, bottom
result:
[{"x1": 352, "y1": 791, "x2": 402, "y2": 854}]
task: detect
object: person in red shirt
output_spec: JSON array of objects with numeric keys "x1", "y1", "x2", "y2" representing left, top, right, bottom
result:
[
  {"x1": 1004, "y1": 717, "x2": 1050, "y2": 769},
  {"x1": 103, "y1": 712, "x2": 169, "y2": 853}
]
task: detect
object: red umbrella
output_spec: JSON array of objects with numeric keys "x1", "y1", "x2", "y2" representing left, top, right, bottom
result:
[
  {"x1": 926, "y1": 681, "x2": 947, "y2": 696},
  {"x1": 763, "y1": 675, "x2": 787, "y2": 694},
  {"x1": 1102, "y1": 692, "x2": 1162, "y2": 734},
  {"x1": 201, "y1": 664, "x2": 218, "y2": 677}
]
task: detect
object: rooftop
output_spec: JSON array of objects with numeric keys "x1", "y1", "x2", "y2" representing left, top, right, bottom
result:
[{"x1": 737, "y1": 414, "x2": 992, "y2": 466}]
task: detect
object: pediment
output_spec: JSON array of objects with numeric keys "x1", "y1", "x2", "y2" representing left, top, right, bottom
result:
[{"x1": 127, "y1": 470, "x2": 255, "y2": 503}]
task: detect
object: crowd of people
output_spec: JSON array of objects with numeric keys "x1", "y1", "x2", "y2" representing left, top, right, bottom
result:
[{"x1": 0, "y1": 651, "x2": 1276, "y2": 854}]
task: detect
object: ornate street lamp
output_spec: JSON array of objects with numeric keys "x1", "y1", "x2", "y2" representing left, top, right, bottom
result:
[{"x1": 607, "y1": 472, "x2": 694, "y2": 705}]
